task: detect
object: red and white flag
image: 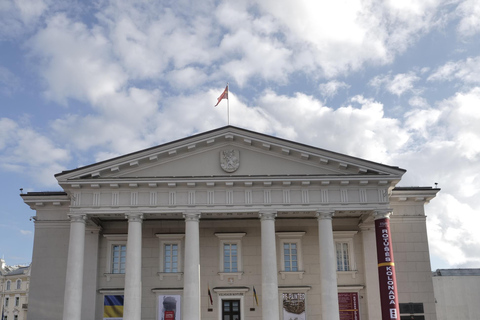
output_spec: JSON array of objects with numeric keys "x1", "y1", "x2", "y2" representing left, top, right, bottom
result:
[{"x1": 215, "y1": 85, "x2": 228, "y2": 107}]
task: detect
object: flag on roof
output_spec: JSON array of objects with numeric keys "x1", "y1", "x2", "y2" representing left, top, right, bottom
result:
[{"x1": 215, "y1": 85, "x2": 228, "y2": 107}]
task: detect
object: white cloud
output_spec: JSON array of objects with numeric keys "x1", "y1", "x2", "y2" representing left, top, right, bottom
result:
[
  {"x1": 253, "y1": 92, "x2": 409, "y2": 163},
  {"x1": 0, "y1": 118, "x2": 70, "y2": 186},
  {"x1": 394, "y1": 87, "x2": 480, "y2": 267},
  {"x1": 28, "y1": 13, "x2": 128, "y2": 105},
  {"x1": 456, "y1": 0, "x2": 480, "y2": 37},
  {"x1": 319, "y1": 80, "x2": 350, "y2": 99},
  {"x1": 428, "y1": 56, "x2": 480, "y2": 84},
  {"x1": 370, "y1": 72, "x2": 420, "y2": 96},
  {"x1": 20, "y1": 229, "x2": 32, "y2": 236}
]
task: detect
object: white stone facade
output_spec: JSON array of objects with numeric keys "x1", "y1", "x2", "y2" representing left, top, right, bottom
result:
[{"x1": 21, "y1": 126, "x2": 439, "y2": 320}]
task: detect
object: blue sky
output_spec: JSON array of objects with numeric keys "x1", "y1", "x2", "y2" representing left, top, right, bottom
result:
[{"x1": 1, "y1": 0, "x2": 480, "y2": 270}]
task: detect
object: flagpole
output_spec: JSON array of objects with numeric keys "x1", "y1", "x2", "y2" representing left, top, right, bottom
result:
[{"x1": 227, "y1": 82, "x2": 230, "y2": 125}]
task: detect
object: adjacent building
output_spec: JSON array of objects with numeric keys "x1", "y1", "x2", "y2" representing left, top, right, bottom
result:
[
  {"x1": 433, "y1": 269, "x2": 480, "y2": 320},
  {"x1": 1, "y1": 259, "x2": 30, "y2": 320},
  {"x1": 21, "y1": 126, "x2": 439, "y2": 320}
]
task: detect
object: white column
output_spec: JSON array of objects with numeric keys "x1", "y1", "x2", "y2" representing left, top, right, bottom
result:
[
  {"x1": 316, "y1": 211, "x2": 340, "y2": 320},
  {"x1": 183, "y1": 212, "x2": 201, "y2": 320},
  {"x1": 259, "y1": 211, "x2": 280, "y2": 320},
  {"x1": 359, "y1": 221, "x2": 382, "y2": 320},
  {"x1": 63, "y1": 213, "x2": 87, "y2": 320},
  {"x1": 123, "y1": 213, "x2": 143, "y2": 320}
]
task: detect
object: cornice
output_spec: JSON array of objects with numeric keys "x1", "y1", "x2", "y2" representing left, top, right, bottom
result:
[{"x1": 390, "y1": 187, "x2": 440, "y2": 204}]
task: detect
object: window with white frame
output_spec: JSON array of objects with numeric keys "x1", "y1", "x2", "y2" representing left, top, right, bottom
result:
[
  {"x1": 15, "y1": 296, "x2": 19, "y2": 307},
  {"x1": 215, "y1": 233, "x2": 246, "y2": 280},
  {"x1": 156, "y1": 234, "x2": 185, "y2": 280},
  {"x1": 276, "y1": 232, "x2": 305, "y2": 279},
  {"x1": 6, "y1": 280, "x2": 11, "y2": 290},
  {"x1": 16, "y1": 279, "x2": 21, "y2": 290},
  {"x1": 104, "y1": 234, "x2": 128, "y2": 277},
  {"x1": 333, "y1": 231, "x2": 358, "y2": 272},
  {"x1": 5, "y1": 297, "x2": 9, "y2": 307}
]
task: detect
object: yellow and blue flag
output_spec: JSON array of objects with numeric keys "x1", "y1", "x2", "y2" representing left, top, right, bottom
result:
[{"x1": 104, "y1": 295, "x2": 124, "y2": 319}]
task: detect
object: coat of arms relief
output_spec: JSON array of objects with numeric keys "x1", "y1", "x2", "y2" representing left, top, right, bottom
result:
[{"x1": 220, "y1": 149, "x2": 240, "y2": 173}]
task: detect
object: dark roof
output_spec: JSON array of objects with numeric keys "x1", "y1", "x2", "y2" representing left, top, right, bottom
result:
[
  {"x1": 22, "y1": 191, "x2": 67, "y2": 196},
  {"x1": 434, "y1": 269, "x2": 480, "y2": 276},
  {"x1": 393, "y1": 187, "x2": 441, "y2": 191}
]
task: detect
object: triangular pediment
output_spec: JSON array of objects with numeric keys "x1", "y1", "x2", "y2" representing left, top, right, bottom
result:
[{"x1": 56, "y1": 126, "x2": 405, "y2": 184}]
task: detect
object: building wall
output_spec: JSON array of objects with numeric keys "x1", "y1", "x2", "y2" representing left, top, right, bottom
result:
[
  {"x1": 391, "y1": 200, "x2": 437, "y2": 320},
  {"x1": 433, "y1": 275, "x2": 480, "y2": 320},
  {"x1": 28, "y1": 206, "x2": 69, "y2": 320}
]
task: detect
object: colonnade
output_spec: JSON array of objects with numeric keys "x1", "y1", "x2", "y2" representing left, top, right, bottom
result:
[{"x1": 61, "y1": 210, "x2": 378, "y2": 320}]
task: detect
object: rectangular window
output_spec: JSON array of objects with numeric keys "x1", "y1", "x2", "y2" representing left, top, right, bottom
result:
[
  {"x1": 215, "y1": 233, "x2": 246, "y2": 279},
  {"x1": 15, "y1": 297, "x2": 19, "y2": 307},
  {"x1": 333, "y1": 231, "x2": 357, "y2": 273},
  {"x1": 6, "y1": 281, "x2": 10, "y2": 291},
  {"x1": 164, "y1": 243, "x2": 179, "y2": 273},
  {"x1": 336, "y1": 242, "x2": 350, "y2": 271},
  {"x1": 16, "y1": 280, "x2": 21, "y2": 290},
  {"x1": 5, "y1": 297, "x2": 9, "y2": 306},
  {"x1": 156, "y1": 234, "x2": 184, "y2": 278},
  {"x1": 111, "y1": 244, "x2": 126, "y2": 274},
  {"x1": 223, "y1": 244, "x2": 238, "y2": 272},
  {"x1": 283, "y1": 243, "x2": 298, "y2": 272}
]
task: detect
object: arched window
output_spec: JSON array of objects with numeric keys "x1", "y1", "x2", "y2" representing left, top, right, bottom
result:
[
  {"x1": 16, "y1": 279, "x2": 22, "y2": 290},
  {"x1": 6, "y1": 280, "x2": 11, "y2": 290}
]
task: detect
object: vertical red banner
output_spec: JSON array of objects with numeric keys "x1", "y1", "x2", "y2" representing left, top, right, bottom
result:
[{"x1": 375, "y1": 217, "x2": 400, "y2": 320}]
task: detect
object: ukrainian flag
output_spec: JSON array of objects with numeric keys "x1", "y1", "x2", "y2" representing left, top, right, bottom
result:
[{"x1": 104, "y1": 295, "x2": 124, "y2": 319}]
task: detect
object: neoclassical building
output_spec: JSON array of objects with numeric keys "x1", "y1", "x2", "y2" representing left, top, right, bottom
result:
[{"x1": 21, "y1": 126, "x2": 439, "y2": 320}]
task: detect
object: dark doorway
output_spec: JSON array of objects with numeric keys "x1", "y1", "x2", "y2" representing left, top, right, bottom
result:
[{"x1": 222, "y1": 299, "x2": 241, "y2": 320}]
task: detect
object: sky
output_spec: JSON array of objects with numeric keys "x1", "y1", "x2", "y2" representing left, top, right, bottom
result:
[{"x1": 0, "y1": 0, "x2": 480, "y2": 270}]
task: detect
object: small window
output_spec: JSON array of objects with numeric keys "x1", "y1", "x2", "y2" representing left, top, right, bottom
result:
[
  {"x1": 276, "y1": 232, "x2": 305, "y2": 276},
  {"x1": 15, "y1": 297, "x2": 20, "y2": 307},
  {"x1": 164, "y1": 243, "x2": 179, "y2": 273},
  {"x1": 400, "y1": 302, "x2": 425, "y2": 320},
  {"x1": 16, "y1": 279, "x2": 21, "y2": 290},
  {"x1": 215, "y1": 233, "x2": 246, "y2": 279},
  {"x1": 223, "y1": 243, "x2": 238, "y2": 272},
  {"x1": 14, "y1": 315, "x2": 18, "y2": 320},
  {"x1": 333, "y1": 231, "x2": 357, "y2": 272},
  {"x1": 156, "y1": 234, "x2": 185, "y2": 279},
  {"x1": 111, "y1": 244, "x2": 127, "y2": 274},
  {"x1": 336, "y1": 242, "x2": 350, "y2": 271},
  {"x1": 5, "y1": 297, "x2": 9, "y2": 306},
  {"x1": 6, "y1": 280, "x2": 11, "y2": 290},
  {"x1": 103, "y1": 234, "x2": 128, "y2": 276},
  {"x1": 283, "y1": 243, "x2": 298, "y2": 271}
]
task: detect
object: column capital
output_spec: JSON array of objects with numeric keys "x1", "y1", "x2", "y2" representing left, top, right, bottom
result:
[
  {"x1": 315, "y1": 210, "x2": 335, "y2": 220},
  {"x1": 125, "y1": 212, "x2": 143, "y2": 222},
  {"x1": 68, "y1": 213, "x2": 87, "y2": 223},
  {"x1": 183, "y1": 211, "x2": 201, "y2": 221},
  {"x1": 374, "y1": 209, "x2": 392, "y2": 220},
  {"x1": 259, "y1": 210, "x2": 276, "y2": 221}
]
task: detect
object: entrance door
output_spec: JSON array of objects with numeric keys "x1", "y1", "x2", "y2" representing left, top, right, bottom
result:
[{"x1": 222, "y1": 299, "x2": 241, "y2": 320}]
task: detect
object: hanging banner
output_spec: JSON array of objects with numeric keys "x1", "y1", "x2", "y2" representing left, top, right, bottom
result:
[
  {"x1": 375, "y1": 217, "x2": 400, "y2": 320},
  {"x1": 282, "y1": 293, "x2": 306, "y2": 320},
  {"x1": 158, "y1": 295, "x2": 181, "y2": 320},
  {"x1": 103, "y1": 295, "x2": 124, "y2": 320},
  {"x1": 338, "y1": 292, "x2": 360, "y2": 320}
]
